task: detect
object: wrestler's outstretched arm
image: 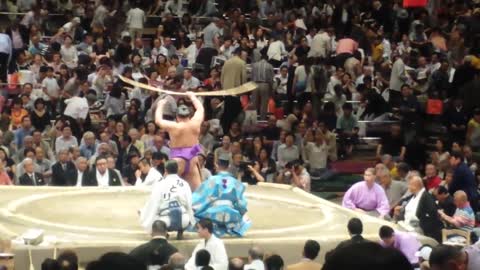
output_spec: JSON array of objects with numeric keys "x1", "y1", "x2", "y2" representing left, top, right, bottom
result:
[
  {"x1": 155, "y1": 99, "x2": 177, "y2": 129},
  {"x1": 186, "y1": 91, "x2": 205, "y2": 125}
]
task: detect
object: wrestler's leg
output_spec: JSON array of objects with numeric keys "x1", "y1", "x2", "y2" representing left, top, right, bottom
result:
[
  {"x1": 172, "y1": 157, "x2": 186, "y2": 176},
  {"x1": 184, "y1": 156, "x2": 202, "y2": 191}
]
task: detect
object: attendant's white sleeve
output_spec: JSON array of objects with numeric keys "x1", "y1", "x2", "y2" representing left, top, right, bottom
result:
[
  {"x1": 185, "y1": 243, "x2": 201, "y2": 270},
  {"x1": 139, "y1": 182, "x2": 163, "y2": 230},
  {"x1": 212, "y1": 240, "x2": 229, "y2": 270}
]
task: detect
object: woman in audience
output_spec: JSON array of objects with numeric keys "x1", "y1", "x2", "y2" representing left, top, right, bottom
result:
[
  {"x1": 156, "y1": 54, "x2": 170, "y2": 78},
  {"x1": 258, "y1": 148, "x2": 276, "y2": 182},
  {"x1": 30, "y1": 98, "x2": 51, "y2": 132},
  {"x1": 140, "y1": 121, "x2": 157, "y2": 149},
  {"x1": 0, "y1": 148, "x2": 15, "y2": 181},
  {"x1": 0, "y1": 159, "x2": 13, "y2": 185},
  {"x1": 431, "y1": 139, "x2": 450, "y2": 167}
]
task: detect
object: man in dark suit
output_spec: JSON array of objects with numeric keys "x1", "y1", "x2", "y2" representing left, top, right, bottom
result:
[
  {"x1": 72, "y1": 156, "x2": 89, "y2": 187},
  {"x1": 449, "y1": 151, "x2": 479, "y2": 212},
  {"x1": 129, "y1": 220, "x2": 178, "y2": 267},
  {"x1": 395, "y1": 175, "x2": 443, "y2": 242},
  {"x1": 51, "y1": 149, "x2": 76, "y2": 186},
  {"x1": 18, "y1": 158, "x2": 45, "y2": 186},
  {"x1": 336, "y1": 218, "x2": 368, "y2": 250},
  {"x1": 84, "y1": 155, "x2": 122, "y2": 186}
]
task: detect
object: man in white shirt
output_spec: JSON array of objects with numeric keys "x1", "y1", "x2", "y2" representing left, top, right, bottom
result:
[
  {"x1": 186, "y1": 37, "x2": 203, "y2": 65},
  {"x1": 182, "y1": 69, "x2": 200, "y2": 90},
  {"x1": 140, "y1": 160, "x2": 193, "y2": 240},
  {"x1": 75, "y1": 156, "x2": 89, "y2": 187},
  {"x1": 185, "y1": 219, "x2": 228, "y2": 270},
  {"x1": 135, "y1": 158, "x2": 163, "y2": 186},
  {"x1": 303, "y1": 130, "x2": 328, "y2": 173},
  {"x1": 0, "y1": 33, "x2": 12, "y2": 82},
  {"x1": 244, "y1": 247, "x2": 265, "y2": 270},
  {"x1": 63, "y1": 95, "x2": 90, "y2": 139},
  {"x1": 55, "y1": 126, "x2": 79, "y2": 154},
  {"x1": 84, "y1": 155, "x2": 122, "y2": 186},
  {"x1": 126, "y1": 4, "x2": 146, "y2": 39},
  {"x1": 308, "y1": 28, "x2": 333, "y2": 59},
  {"x1": 267, "y1": 36, "x2": 286, "y2": 67}
]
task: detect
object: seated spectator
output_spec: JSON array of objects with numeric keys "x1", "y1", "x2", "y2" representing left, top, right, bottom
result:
[
  {"x1": 466, "y1": 108, "x2": 480, "y2": 151},
  {"x1": 10, "y1": 98, "x2": 29, "y2": 130},
  {"x1": 135, "y1": 158, "x2": 163, "y2": 186},
  {"x1": 395, "y1": 175, "x2": 443, "y2": 242},
  {"x1": 323, "y1": 241, "x2": 413, "y2": 270},
  {"x1": 264, "y1": 255, "x2": 284, "y2": 270},
  {"x1": 85, "y1": 252, "x2": 146, "y2": 270},
  {"x1": 342, "y1": 168, "x2": 390, "y2": 218},
  {"x1": 214, "y1": 135, "x2": 232, "y2": 164},
  {"x1": 377, "y1": 167, "x2": 408, "y2": 208},
  {"x1": 379, "y1": 225, "x2": 421, "y2": 265},
  {"x1": 277, "y1": 133, "x2": 300, "y2": 169},
  {"x1": 429, "y1": 245, "x2": 468, "y2": 270},
  {"x1": 381, "y1": 155, "x2": 399, "y2": 179},
  {"x1": 129, "y1": 220, "x2": 178, "y2": 268},
  {"x1": 434, "y1": 186, "x2": 457, "y2": 218},
  {"x1": 438, "y1": 190, "x2": 475, "y2": 231},
  {"x1": 286, "y1": 240, "x2": 321, "y2": 270},
  {"x1": 229, "y1": 257, "x2": 244, "y2": 270},
  {"x1": 244, "y1": 247, "x2": 264, "y2": 270},
  {"x1": 56, "y1": 250, "x2": 79, "y2": 270},
  {"x1": 51, "y1": 149, "x2": 76, "y2": 186},
  {"x1": 18, "y1": 158, "x2": 45, "y2": 186},
  {"x1": 376, "y1": 124, "x2": 406, "y2": 161},
  {"x1": 335, "y1": 218, "x2": 368, "y2": 250},
  {"x1": 195, "y1": 249, "x2": 211, "y2": 270},
  {"x1": 0, "y1": 160, "x2": 13, "y2": 185},
  {"x1": 424, "y1": 164, "x2": 442, "y2": 192},
  {"x1": 336, "y1": 103, "x2": 358, "y2": 157},
  {"x1": 55, "y1": 126, "x2": 79, "y2": 154}
]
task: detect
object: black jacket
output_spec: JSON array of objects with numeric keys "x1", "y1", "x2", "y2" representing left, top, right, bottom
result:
[
  {"x1": 83, "y1": 168, "x2": 122, "y2": 186},
  {"x1": 51, "y1": 161, "x2": 77, "y2": 186},
  {"x1": 19, "y1": 172, "x2": 45, "y2": 186},
  {"x1": 129, "y1": 238, "x2": 178, "y2": 266},
  {"x1": 336, "y1": 234, "x2": 369, "y2": 250},
  {"x1": 403, "y1": 191, "x2": 443, "y2": 242}
]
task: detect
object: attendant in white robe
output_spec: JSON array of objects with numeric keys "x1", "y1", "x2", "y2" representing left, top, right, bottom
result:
[
  {"x1": 135, "y1": 158, "x2": 163, "y2": 186},
  {"x1": 185, "y1": 219, "x2": 228, "y2": 270},
  {"x1": 139, "y1": 160, "x2": 193, "y2": 239}
]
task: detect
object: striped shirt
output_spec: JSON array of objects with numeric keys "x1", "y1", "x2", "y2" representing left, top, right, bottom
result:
[
  {"x1": 453, "y1": 204, "x2": 475, "y2": 230},
  {"x1": 251, "y1": 59, "x2": 274, "y2": 83}
]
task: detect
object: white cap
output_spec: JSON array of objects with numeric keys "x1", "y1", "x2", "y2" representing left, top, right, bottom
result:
[{"x1": 415, "y1": 246, "x2": 432, "y2": 261}]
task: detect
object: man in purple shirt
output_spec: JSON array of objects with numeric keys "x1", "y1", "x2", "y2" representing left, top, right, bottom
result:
[
  {"x1": 379, "y1": 225, "x2": 421, "y2": 265},
  {"x1": 342, "y1": 168, "x2": 391, "y2": 218}
]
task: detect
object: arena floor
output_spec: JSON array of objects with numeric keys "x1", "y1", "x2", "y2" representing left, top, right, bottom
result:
[{"x1": 0, "y1": 183, "x2": 435, "y2": 270}]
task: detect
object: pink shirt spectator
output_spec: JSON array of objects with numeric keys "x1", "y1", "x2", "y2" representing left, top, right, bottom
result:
[
  {"x1": 0, "y1": 171, "x2": 13, "y2": 185},
  {"x1": 336, "y1": 38, "x2": 358, "y2": 55}
]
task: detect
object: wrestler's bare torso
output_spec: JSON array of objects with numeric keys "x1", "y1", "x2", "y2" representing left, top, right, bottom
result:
[
  {"x1": 155, "y1": 92, "x2": 204, "y2": 191},
  {"x1": 166, "y1": 121, "x2": 201, "y2": 148}
]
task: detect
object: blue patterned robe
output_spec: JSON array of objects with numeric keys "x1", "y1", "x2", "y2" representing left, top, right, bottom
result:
[{"x1": 192, "y1": 171, "x2": 251, "y2": 237}]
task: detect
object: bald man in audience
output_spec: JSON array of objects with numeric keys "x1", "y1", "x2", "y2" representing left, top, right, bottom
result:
[
  {"x1": 438, "y1": 190, "x2": 475, "y2": 231},
  {"x1": 395, "y1": 175, "x2": 443, "y2": 242}
]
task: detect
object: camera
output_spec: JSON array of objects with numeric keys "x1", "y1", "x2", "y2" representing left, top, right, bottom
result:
[
  {"x1": 285, "y1": 160, "x2": 302, "y2": 170},
  {"x1": 239, "y1": 161, "x2": 255, "y2": 171}
]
